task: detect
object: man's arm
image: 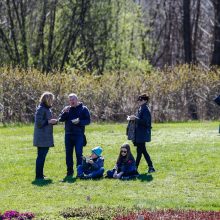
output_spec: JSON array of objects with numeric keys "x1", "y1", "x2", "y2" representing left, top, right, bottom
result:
[
  {"x1": 58, "y1": 106, "x2": 70, "y2": 122},
  {"x1": 79, "y1": 107, "x2": 91, "y2": 126}
]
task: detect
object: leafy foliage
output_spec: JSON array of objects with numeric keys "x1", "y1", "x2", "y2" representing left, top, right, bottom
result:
[
  {"x1": 0, "y1": 0, "x2": 151, "y2": 73},
  {"x1": 0, "y1": 65, "x2": 220, "y2": 123},
  {"x1": 60, "y1": 206, "x2": 129, "y2": 219}
]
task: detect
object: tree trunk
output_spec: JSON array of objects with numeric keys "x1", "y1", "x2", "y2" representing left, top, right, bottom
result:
[
  {"x1": 0, "y1": 28, "x2": 15, "y2": 62},
  {"x1": 46, "y1": 0, "x2": 57, "y2": 73},
  {"x1": 60, "y1": 0, "x2": 89, "y2": 71},
  {"x1": 33, "y1": 0, "x2": 48, "y2": 68},
  {"x1": 192, "y1": 0, "x2": 201, "y2": 63},
  {"x1": 19, "y1": 0, "x2": 28, "y2": 68},
  {"x1": 183, "y1": 0, "x2": 192, "y2": 63},
  {"x1": 211, "y1": 0, "x2": 220, "y2": 65},
  {"x1": 6, "y1": 0, "x2": 21, "y2": 64}
]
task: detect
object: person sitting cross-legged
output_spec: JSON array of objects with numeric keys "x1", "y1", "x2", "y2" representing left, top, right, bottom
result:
[
  {"x1": 77, "y1": 146, "x2": 104, "y2": 179},
  {"x1": 106, "y1": 143, "x2": 139, "y2": 180}
]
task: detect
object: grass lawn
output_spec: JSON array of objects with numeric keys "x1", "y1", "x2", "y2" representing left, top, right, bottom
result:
[{"x1": 0, "y1": 122, "x2": 219, "y2": 219}]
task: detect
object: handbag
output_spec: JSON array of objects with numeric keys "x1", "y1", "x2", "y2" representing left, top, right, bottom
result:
[{"x1": 126, "y1": 121, "x2": 136, "y2": 141}]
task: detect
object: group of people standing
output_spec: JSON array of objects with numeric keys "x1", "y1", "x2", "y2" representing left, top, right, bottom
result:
[{"x1": 33, "y1": 92, "x2": 155, "y2": 181}]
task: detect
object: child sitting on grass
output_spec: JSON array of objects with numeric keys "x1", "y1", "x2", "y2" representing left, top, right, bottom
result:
[
  {"x1": 77, "y1": 146, "x2": 104, "y2": 179},
  {"x1": 106, "y1": 143, "x2": 138, "y2": 180}
]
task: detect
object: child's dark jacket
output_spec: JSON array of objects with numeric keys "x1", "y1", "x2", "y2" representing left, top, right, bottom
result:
[{"x1": 82, "y1": 156, "x2": 104, "y2": 171}]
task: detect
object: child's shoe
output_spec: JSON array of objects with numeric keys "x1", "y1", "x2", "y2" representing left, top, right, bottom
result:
[
  {"x1": 121, "y1": 176, "x2": 130, "y2": 180},
  {"x1": 81, "y1": 174, "x2": 92, "y2": 179}
]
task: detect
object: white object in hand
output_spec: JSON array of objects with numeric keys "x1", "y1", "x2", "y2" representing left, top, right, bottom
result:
[
  {"x1": 86, "y1": 157, "x2": 91, "y2": 163},
  {"x1": 48, "y1": 119, "x2": 57, "y2": 124},
  {"x1": 127, "y1": 116, "x2": 130, "y2": 121},
  {"x1": 129, "y1": 115, "x2": 138, "y2": 120},
  {"x1": 71, "y1": 118, "x2": 79, "y2": 124}
]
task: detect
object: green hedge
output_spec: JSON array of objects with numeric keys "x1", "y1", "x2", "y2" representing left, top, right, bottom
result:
[{"x1": 0, "y1": 65, "x2": 220, "y2": 123}]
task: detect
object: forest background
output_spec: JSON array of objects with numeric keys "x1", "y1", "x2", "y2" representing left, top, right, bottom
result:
[{"x1": 0, "y1": 0, "x2": 220, "y2": 123}]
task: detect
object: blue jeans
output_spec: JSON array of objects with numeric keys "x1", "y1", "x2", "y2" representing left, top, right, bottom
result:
[
  {"x1": 77, "y1": 165, "x2": 104, "y2": 178},
  {"x1": 65, "y1": 134, "x2": 84, "y2": 175},
  {"x1": 36, "y1": 147, "x2": 49, "y2": 179}
]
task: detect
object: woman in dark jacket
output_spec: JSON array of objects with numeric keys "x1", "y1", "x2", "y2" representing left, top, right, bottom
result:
[
  {"x1": 106, "y1": 143, "x2": 138, "y2": 179},
  {"x1": 33, "y1": 92, "x2": 57, "y2": 180},
  {"x1": 127, "y1": 94, "x2": 155, "y2": 173}
]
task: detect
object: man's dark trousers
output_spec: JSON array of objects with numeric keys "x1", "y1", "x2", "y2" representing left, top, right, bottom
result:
[{"x1": 65, "y1": 134, "x2": 84, "y2": 175}]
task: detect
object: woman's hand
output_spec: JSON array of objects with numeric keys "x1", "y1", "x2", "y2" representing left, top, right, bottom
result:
[
  {"x1": 48, "y1": 119, "x2": 58, "y2": 124},
  {"x1": 128, "y1": 115, "x2": 137, "y2": 121}
]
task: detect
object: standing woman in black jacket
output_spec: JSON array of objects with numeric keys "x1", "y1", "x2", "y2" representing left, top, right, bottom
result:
[
  {"x1": 33, "y1": 92, "x2": 57, "y2": 180},
  {"x1": 127, "y1": 94, "x2": 155, "y2": 173}
]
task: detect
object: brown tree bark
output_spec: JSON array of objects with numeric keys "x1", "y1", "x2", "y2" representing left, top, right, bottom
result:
[
  {"x1": 192, "y1": 0, "x2": 201, "y2": 63},
  {"x1": 183, "y1": 0, "x2": 192, "y2": 63},
  {"x1": 211, "y1": 0, "x2": 220, "y2": 65},
  {"x1": 60, "y1": 0, "x2": 90, "y2": 71},
  {"x1": 45, "y1": 0, "x2": 58, "y2": 72},
  {"x1": 6, "y1": 0, "x2": 21, "y2": 64},
  {"x1": 12, "y1": 0, "x2": 29, "y2": 68},
  {"x1": 32, "y1": 0, "x2": 48, "y2": 69}
]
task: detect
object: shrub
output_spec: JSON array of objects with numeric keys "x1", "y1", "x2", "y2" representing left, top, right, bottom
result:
[
  {"x1": 0, "y1": 65, "x2": 220, "y2": 124},
  {"x1": 60, "y1": 206, "x2": 129, "y2": 219}
]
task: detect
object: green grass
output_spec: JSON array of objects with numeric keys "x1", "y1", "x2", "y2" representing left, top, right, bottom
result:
[{"x1": 0, "y1": 122, "x2": 220, "y2": 219}]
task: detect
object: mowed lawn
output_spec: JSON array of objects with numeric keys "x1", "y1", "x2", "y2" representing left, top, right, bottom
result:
[{"x1": 0, "y1": 122, "x2": 219, "y2": 219}]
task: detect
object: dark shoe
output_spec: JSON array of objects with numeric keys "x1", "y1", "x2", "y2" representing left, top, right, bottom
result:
[
  {"x1": 76, "y1": 174, "x2": 84, "y2": 179},
  {"x1": 121, "y1": 174, "x2": 139, "y2": 180},
  {"x1": 35, "y1": 173, "x2": 50, "y2": 180},
  {"x1": 67, "y1": 172, "x2": 74, "y2": 176},
  {"x1": 148, "y1": 167, "x2": 156, "y2": 173},
  {"x1": 121, "y1": 176, "x2": 130, "y2": 180},
  {"x1": 43, "y1": 175, "x2": 49, "y2": 180},
  {"x1": 132, "y1": 174, "x2": 140, "y2": 179},
  {"x1": 61, "y1": 174, "x2": 73, "y2": 182},
  {"x1": 35, "y1": 177, "x2": 44, "y2": 180}
]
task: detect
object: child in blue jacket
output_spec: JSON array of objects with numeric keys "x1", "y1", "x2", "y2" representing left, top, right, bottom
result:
[
  {"x1": 106, "y1": 143, "x2": 138, "y2": 180},
  {"x1": 77, "y1": 146, "x2": 104, "y2": 179}
]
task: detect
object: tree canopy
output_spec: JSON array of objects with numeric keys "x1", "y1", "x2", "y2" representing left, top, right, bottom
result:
[{"x1": 0, "y1": 0, "x2": 220, "y2": 73}]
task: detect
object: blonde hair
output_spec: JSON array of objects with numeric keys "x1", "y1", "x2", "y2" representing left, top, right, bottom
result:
[{"x1": 40, "y1": 92, "x2": 54, "y2": 107}]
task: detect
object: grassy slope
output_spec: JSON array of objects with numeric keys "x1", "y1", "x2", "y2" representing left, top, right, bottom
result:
[{"x1": 0, "y1": 122, "x2": 219, "y2": 218}]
